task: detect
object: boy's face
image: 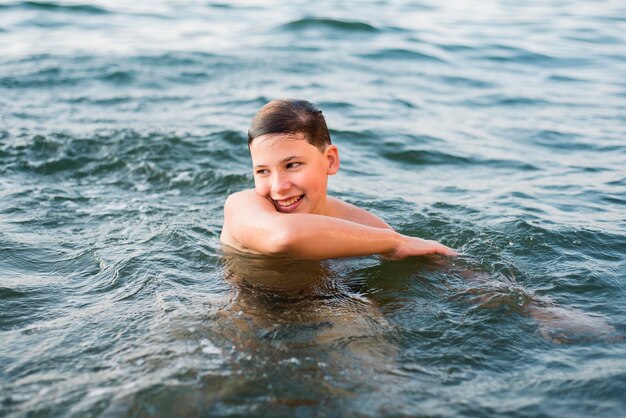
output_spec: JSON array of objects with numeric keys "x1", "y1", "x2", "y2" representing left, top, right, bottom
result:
[{"x1": 249, "y1": 133, "x2": 339, "y2": 215}]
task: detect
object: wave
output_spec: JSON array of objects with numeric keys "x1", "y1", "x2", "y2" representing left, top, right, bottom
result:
[
  {"x1": 132, "y1": 51, "x2": 230, "y2": 67},
  {"x1": 438, "y1": 43, "x2": 477, "y2": 53},
  {"x1": 434, "y1": 75, "x2": 496, "y2": 89},
  {"x1": 545, "y1": 74, "x2": 586, "y2": 83},
  {"x1": 460, "y1": 94, "x2": 553, "y2": 107},
  {"x1": 382, "y1": 149, "x2": 471, "y2": 166},
  {"x1": 280, "y1": 17, "x2": 379, "y2": 33},
  {"x1": 0, "y1": 1, "x2": 111, "y2": 14},
  {"x1": 380, "y1": 148, "x2": 538, "y2": 170},
  {"x1": 358, "y1": 48, "x2": 446, "y2": 63},
  {"x1": 508, "y1": 128, "x2": 626, "y2": 153}
]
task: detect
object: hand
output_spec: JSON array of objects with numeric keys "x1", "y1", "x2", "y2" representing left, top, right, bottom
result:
[{"x1": 384, "y1": 235, "x2": 458, "y2": 260}]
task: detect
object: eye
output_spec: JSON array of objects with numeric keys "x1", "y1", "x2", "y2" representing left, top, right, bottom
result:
[
  {"x1": 255, "y1": 168, "x2": 269, "y2": 175},
  {"x1": 286, "y1": 162, "x2": 302, "y2": 169}
]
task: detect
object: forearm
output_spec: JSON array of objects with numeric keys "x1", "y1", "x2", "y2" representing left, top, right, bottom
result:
[{"x1": 262, "y1": 213, "x2": 402, "y2": 259}]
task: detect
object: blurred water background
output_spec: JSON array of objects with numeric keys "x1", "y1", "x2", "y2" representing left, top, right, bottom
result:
[{"x1": 1, "y1": 0, "x2": 625, "y2": 417}]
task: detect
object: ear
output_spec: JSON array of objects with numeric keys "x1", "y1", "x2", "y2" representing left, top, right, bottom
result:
[{"x1": 325, "y1": 145, "x2": 340, "y2": 175}]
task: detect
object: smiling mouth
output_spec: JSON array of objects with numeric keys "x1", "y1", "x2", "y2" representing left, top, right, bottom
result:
[{"x1": 275, "y1": 194, "x2": 304, "y2": 209}]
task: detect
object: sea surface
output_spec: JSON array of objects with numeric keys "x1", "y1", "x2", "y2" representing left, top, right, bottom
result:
[{"x1": 1, "y1": 0, "x2": 625, "y2": 417}]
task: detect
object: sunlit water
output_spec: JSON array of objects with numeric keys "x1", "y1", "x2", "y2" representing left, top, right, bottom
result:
[{"x1": 1, "y1": 1, "x2": 625, "y2": 417}]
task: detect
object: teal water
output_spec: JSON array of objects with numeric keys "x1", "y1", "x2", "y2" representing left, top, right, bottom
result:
[{"x1": 1, "y1": 1, "x2": 625, "y2": 417}]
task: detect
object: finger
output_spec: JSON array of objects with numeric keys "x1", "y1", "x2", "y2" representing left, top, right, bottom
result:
[{"x1": 441, "y1": 246, "x2": 459, "y2": 256}]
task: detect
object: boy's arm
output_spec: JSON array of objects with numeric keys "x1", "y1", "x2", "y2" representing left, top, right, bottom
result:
[
  {"x1": 224, "y1": 190, "x2": 455, "y2": 260},
  {"x1": 327, "y1": 197, "x2": 392, "y2": 230}
]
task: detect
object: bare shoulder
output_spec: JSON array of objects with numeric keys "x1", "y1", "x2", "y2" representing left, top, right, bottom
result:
[
  {"x1": 327, "y1": 196, "x2": 392, "y2": 229},
  {"x1": 221, "y1": 189, "x2": 275, "y2": 251},
  {"x1": 225, "y1": 189, "x2": 262, "y2": 207},
  {"x1": 223, "y1": 189, "x2": 277, "y2": 223}
]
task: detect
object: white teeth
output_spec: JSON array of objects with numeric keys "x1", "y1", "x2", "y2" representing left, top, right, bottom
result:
[{"x1": 277, "y1": 195, "x2": 302, "y2": 207}]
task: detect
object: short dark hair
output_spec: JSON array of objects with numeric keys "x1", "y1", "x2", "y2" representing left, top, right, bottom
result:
[{"x1": 247, "y1": 99, "x2": 332, "y2": 151}]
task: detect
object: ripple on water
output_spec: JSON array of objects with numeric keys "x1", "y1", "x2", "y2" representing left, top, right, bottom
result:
[
  {"x1": 1, "y1": 52, "x2": 244, "y2": 91},
  {"x1": 1, "y1": 130, "x2": 252, "y2": 194},
  {"x1": 0, "y1": 235, "x2": 106, "y2": 330},
  {"x1": 1, "y1": 0, "x2": 625, "y2": 416}
]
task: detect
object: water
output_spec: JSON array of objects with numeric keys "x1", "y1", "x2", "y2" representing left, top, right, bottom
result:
[{"x1": 1, "y1": 0, "x2": 625, "y2": 416}]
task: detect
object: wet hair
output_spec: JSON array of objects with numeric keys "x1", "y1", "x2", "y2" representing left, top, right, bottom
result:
[{"x1": 247, "y1": 99, "x2": 332, "y2": 151}]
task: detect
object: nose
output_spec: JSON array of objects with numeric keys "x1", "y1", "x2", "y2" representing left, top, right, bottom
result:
[{"x1": 270, "y1": 172, "x2": 291, "y2": 195}]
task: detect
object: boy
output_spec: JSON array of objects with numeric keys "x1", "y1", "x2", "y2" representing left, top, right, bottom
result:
[{"x1": 220, "y1": 99, "x2": 457, "y2": 260}]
